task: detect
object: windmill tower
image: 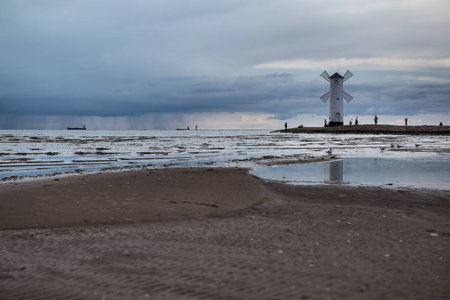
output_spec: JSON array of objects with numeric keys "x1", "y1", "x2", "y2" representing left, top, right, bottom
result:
[{"x1": 320, "y1": 70, "x2": 353, "y2": 126}]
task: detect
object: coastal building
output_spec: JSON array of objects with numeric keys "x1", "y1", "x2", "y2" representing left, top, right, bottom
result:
[{"x1": 320, "y1": 70, "x2": 353, "y2": 126}]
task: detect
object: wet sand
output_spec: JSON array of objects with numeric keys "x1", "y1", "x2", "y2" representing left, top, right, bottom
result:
[{"x1": 1, "y1": 168, "x2": 449, "y2": 299}]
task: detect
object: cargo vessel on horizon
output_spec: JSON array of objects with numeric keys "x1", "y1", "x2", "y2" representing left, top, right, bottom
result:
[{"x1": 67, "y1": 125, "x2": 87, "y2": 130}]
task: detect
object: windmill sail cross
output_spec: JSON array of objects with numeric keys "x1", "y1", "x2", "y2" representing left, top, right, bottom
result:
[
  {"x1": 343, "y1": 70, "x2": 353, "y2": 82},
  {"x1": 320, "y1": 71, "x2": 331, "y2": 82},
  {"x1": 343, "y1": 91, "x2": 353, "y2": 103},
  {"x1": 320, "y1": 91, "x2": 330, "y2": 103}
]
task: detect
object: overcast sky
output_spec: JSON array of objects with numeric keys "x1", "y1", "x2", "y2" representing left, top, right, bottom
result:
[{"x1": 1, "y1": 0, "x2": 449, "y2": 129}]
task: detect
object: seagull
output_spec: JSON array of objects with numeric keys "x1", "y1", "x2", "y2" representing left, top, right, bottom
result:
[
  {"x1": 379, "y1": 146, "x2": 386, "y2": 151},
  {"x1": 326, "y1": 149, "x2": 333, "y2": 154},
  {"x1": 390, "y1": 144, "x2": 395, "y2": 148},
  {"x1": 415, "y1": 144, "x2": 421, "y2": 147},
  {"x1": 396, "y1": 144, "x2": 403, "y2": 148}
]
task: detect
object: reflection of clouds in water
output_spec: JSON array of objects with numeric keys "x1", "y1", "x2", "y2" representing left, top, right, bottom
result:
[{"x1": 0, "y1": 130, "x2": 449, "y2": 183}]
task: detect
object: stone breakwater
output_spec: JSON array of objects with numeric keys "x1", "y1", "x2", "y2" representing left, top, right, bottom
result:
[{"x1": 278, "y1": 125, "x2": 450, "y2": 135}]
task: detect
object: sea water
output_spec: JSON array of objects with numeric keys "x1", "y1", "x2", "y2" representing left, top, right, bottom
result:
[{"x1": 1, "y1": 130, "x2": 449, "y2": 189}]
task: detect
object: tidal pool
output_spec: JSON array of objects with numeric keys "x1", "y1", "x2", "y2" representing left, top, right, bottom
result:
[{"x1": 252, "y1": 156, "x2": 450, "y2": 190}]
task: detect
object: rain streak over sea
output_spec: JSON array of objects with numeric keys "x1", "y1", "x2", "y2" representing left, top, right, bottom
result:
[{"x1": 1, "y1": 130, "x2": 449, "y2": 189}]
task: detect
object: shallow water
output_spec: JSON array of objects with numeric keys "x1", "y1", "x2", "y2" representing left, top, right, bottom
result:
[
  {"x1": 252, "y1": 156, "x2": 450, "y2": 190},
  {"x1": 1, "y1": 130, "x2": 449, "y2": 189}
]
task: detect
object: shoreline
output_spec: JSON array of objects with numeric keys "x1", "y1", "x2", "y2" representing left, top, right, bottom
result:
[
  {"x1": 2, "y1": 167, "x2": 448, "y2": 230},
  {"x1": 1, "y1": 168, "x2": 449, "y2": 299},
  {"x1": 276, "y1": 124, "x2": 450, "y2": 135}
]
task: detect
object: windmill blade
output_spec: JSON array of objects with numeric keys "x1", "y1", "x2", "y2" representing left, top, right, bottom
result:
[
  {"x1": 343, "y1": 91, "x2": 353, "y2": 103},
  {"x1": 343, "y1": 70, "x2": 353, "y2": 82},
  {"x1": 320, "y1": 71, "x2": 330, "y2": 82},
  {"x1": 320, "y1": 91, "x2": 330, "y2": 103}
]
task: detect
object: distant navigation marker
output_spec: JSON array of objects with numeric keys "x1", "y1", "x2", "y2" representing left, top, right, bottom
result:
[{"x1": 320, "y1": 70, "x2": 353, "y2": 126}]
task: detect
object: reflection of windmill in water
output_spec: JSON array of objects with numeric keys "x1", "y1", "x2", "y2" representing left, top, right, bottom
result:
[
  {"x1": 320, "y1": 70, "x2": 354, "y2": 126},
  {"x1": 329, "y1": 160, "x2": 343, "y2": 182}
]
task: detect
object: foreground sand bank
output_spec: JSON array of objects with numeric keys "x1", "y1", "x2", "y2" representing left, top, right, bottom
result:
[
  {"x1": 1, "y1": 168, "x2": 449, "y2": 299},
  {"x1": 0, "y1": 168, "x2": 265, "y2": 230}
]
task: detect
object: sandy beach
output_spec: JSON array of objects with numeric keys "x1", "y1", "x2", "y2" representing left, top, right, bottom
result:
[{"x1": 1, "y1": 168, "x2": 449, "y2": 299}]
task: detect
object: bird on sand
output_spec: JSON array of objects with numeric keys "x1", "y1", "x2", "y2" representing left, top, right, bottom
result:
[
  {"x1": 415, "y1": 144, "x2": 421, "y2": 147},
  {"x1": 326, "y1": 149, "x2": 332, "y2": 154},
  {"x1": 396, "y1": 144, "x2": 403, "y2": 148},
  {"x1": 379, "y1": 146, "x2": 386, "y2": 151},
  {"x1": 390, "y1": 144, "x2": 395, "y2": 148}
]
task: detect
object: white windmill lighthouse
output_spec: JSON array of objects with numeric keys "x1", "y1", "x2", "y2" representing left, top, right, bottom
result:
[{"x1": 320, "y1": 70, "x2": 353, "y2": 126}]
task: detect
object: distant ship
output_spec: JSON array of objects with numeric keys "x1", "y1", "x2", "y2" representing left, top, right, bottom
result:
[
  {"x1": 67, "y1": 125, "x2": 87, "y2": 130},
  {"x1": 176, "y1": 126, "x2": 190, "y2": 130}
]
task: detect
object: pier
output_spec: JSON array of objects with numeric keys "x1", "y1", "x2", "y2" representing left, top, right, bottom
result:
[{"x1": 276, "y1": 124, "x2": 450, "y2": 135}]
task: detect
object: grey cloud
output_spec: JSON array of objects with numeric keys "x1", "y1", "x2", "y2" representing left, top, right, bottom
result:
[
  {"x1": 3, "y1": 1, "x2": 448, "y2": 78},
  {"x1": 0, "y1": 1, "x2": 449, "y2": 129}
]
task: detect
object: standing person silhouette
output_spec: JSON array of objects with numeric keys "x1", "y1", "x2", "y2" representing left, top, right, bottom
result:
[
  {"x1": 374, "y1": 115, "x2": 378, "y2": 124},
  {"x1": 404, "y1": 118, "x2": 408, "y2": 126},
  {"x1": 284, "y1": 122, "x2": 287, "y2": 131}
]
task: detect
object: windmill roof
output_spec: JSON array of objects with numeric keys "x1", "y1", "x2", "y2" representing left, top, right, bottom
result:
[{"x1": 329, "y1": 72, "x2": 344, "y2": 79}]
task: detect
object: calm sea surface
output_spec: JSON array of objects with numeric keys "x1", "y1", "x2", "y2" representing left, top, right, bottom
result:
[{"x1": 1, "y1": 130, "x2": 449, "y2": 189}]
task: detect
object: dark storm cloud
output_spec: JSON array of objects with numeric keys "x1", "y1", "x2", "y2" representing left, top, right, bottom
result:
[
  {"x1": 1, "y1": 72, "x2": 447, "y2": 120},
  {"x1": 345, "y1": 82, "x2": 450, "y2": 116},
  {"x1": 0, "y1": 73, "x2": 310, "y2": 116}
]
